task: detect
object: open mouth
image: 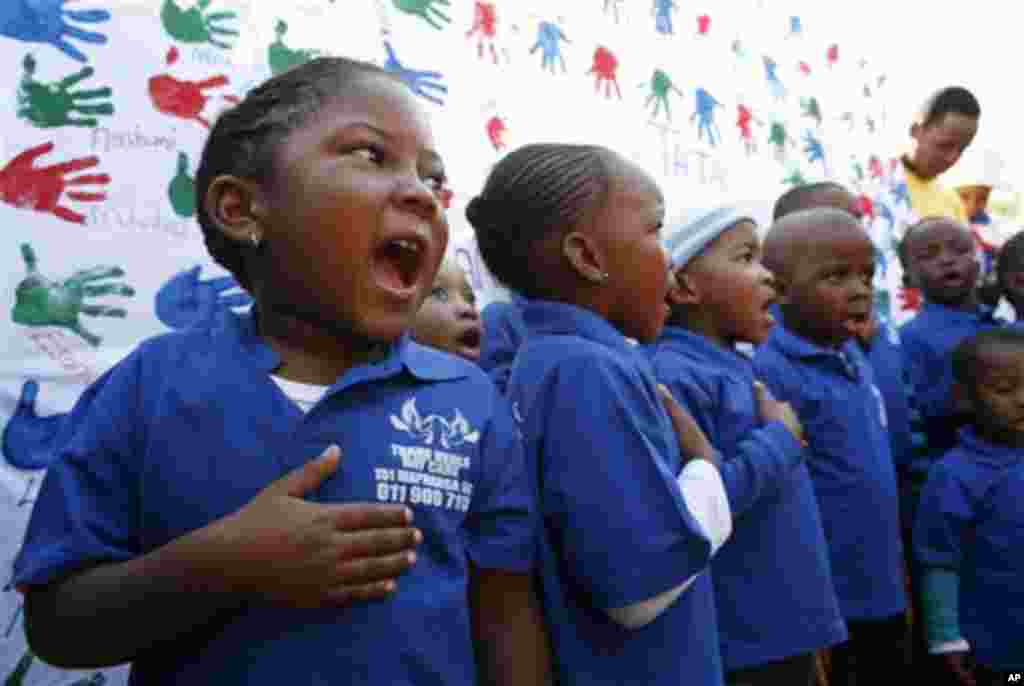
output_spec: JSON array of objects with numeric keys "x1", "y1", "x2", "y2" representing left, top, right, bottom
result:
[
  {"x1": 372, "y1": 236, "x2": 427, "y2": 296},
  {"x1": 456, "y1": 325, "x2": 483, "y2": 359},
  {"x1": 941, "y1": 270, "x2": 966, "y2": 287}
]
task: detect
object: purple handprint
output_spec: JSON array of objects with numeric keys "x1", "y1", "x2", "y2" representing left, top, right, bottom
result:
[
  {"x1": 383, "y1": 40, "x2": 446, "y2": 106},
  {"x1": 0, "y1": 0, "x2": 110, "y2": 64},
  {"x1": 2, "y1": 379, "x2": 65, "y2": 471},
  {"x1": 155, "y1": 265, "x2": 252, "y2": 331}
]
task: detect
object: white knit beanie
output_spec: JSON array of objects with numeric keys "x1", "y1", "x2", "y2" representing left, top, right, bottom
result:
[{"x1": 663, "y1": 205, "x2": 756, "y2": 269}]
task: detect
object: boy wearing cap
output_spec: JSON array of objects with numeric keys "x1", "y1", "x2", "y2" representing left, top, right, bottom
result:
[{"x1": 644, "y1": 207, "x2": 845, "y2": 686}]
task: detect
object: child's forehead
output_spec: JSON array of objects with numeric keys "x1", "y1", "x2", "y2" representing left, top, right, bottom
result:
[
  {"x1": 976, "y1": 342, "x2": 1024, "y2": 376},
  {"x1": 911, "y1": 219, "x2": 971, "y2": 245}
]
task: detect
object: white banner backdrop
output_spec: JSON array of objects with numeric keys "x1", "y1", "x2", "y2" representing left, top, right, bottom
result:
[{"x1": 0, "y1": 1, "x2": 900, "y2": 682}]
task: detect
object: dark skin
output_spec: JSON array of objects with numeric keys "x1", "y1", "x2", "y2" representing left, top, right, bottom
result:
[
  {"x1": 25, "y1": 75, "x2": 551, "y2": 685},
  {"x1": 959, "y1": 343, "x2": 1024, "y2": 449},
  {"x1": 764, "y1": 209, "x2": 875, "y2": 349},
  {"x1": 903, "y1": 218, "x2": 979, "y2": 311},
  {"x1": 907, "y1": 112, "x2": 979, "y2": 181}
]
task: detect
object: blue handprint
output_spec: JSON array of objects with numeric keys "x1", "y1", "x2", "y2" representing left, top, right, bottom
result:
[
  {"x1": 890, "y1": 181, "x2": 909, "y2": 207},
  {"x1": 530, "y1": 21, "x2": 569, "y2": 74},
  {"x1": 789, "y1": 16, "x2": 802, "y2": 36},
  {"x1": 155, "y1": 265, "x2": 252, "y2": 331},
  {"x1": 692, "y1": 87, "x2": 722, "y2": 147},
  {"x1": 803, "y1": 130, "x2": 826, "y2": 171},
  {"x1": 0, "y1": 0, "x2": 110, "y2": 64},
  {"x1": 876, "y1": 199, "x2": 895, "y2": 233},
  {"x1": 763, "y1": 55, "x2": 786, "y2": 100},
  {"x1": 383, "y1": 40, "x2": 446, "y2": 106},
  {"x1": 3, "y1": 380, "x2": 66, "y2": 471},
  {"x1": 653, "y1": 0, "x2": 676, "y2": 35}
]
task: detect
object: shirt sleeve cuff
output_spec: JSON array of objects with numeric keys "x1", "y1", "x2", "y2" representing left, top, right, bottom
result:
[
  {"x1": 676, "y1": 457, "x2": 732, "y2": 556},
  {"x1": 930, "y1": 639, "x2": 970, "y2": 655}
]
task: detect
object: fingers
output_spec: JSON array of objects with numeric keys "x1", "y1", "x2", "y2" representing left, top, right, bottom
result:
[
  {"x1": 324, "y1": 580, "x2": 399, "y2": 606},
  {"x1": 330, "y1": 526, "x2": 421, "y2": 560},
  {"x1": 267, "y1": 445, "x2": 341, "y2": 498},
  {"x1": 332, "y1": 503, "x2": 414, "y2": 531},
  {"x1": 331, "y1": 550, "x2": 417, "y2": 589}
]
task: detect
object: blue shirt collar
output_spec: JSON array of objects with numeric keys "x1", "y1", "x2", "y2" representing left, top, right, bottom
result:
[
  {"x1": 658, "y1": 326, "x2": 749, "y2": 373},
  {"x1": 231, "y1": 309, "x2": 469, "y2": 384},
  {"x1": 919, "y1": 300, "x2": 1002, "y2": 326},
  {"x1": 958, "y1": 427, "x2": 1024, "y2": 466},
  {"x1": 766, "y1": 317, "x2": 853, "y2": 360},
  {"x1": 522, "y1": 300, "x2": 633, "y2": 353}
]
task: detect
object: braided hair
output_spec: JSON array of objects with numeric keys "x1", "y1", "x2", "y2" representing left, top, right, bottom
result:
[
  {"x1": 194, "y1": 57, "x2": 395, "y2": 292},
  {"x1": 465, "y1": 143, "x2": 617, "y2": 298}
]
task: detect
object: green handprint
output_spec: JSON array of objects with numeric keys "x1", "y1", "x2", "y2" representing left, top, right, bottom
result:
[
  {"x1": 783, "y1": 168, "x2": 807, "y2": 187},
  {"x1": 16, "y1": 54, "x2": 113, "y2": 128},
  {"x1": 268, "y1": 19, "x2": 318, "y2": 76},
  {"x1": 4, "y1": 650, "x2": 33, "y2": 686},
  {"x1": 393, "y1": 0, "x2": 451, "y2": 30},
  {"x1": 161, "y1": 0, "x2": 239, "y2": 50},
  {"x1": 645, "y1": 69, "x2": 682, "y2": 121},
  {"x1": 12, "y1": 243, "x2": 135, "y2": 347},
  {"x1": 168, "y1": 151, "x2": 195, "y2": 217}
]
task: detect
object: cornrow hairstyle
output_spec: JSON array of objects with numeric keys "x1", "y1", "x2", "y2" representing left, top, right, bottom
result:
[
  {"x1": 194, "y1": 56, "x2": 395, "y2": 292},
  {"x1": 997, "y1": 231, "x2": 1024, "y2": 291},
  {"x1": 952, "y1": 327, "x2": 1024, "y2": 388},
  {"x1": 772, "y1": 181, "x2": 847, "y2": 220},
  {"x1": 465, "y1": 143, "x2": 617, "y2": 298},
  {"x1": 918, "y1": 86, "x2": 981, "y2": 129}
]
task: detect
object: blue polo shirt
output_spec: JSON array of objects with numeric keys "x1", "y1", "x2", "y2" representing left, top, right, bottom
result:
[
  {"x1": 13, "y1": 310, "x2": 535, "y2": 686},
  {"x1": 865, "y1": 324, "x2": 914, "y2": 474},
  {"x1": 645, "y1": 327, "x2": 846, "y2": 669},
  {"x1": 900, "y1": 302, "x2": 1003, "y2": 471},
  {"x1": 914, "y1": 429, "x2": 1024, "y2": 671},
  {"x1": 480, "y1": 295, "x2": 528, "y2": 394},
  {"x1": 754, "y1": 322, "x2": 906, "y2": 621},
  {"x1": 508, "y1": 301, "x2": 721, "y2": 686}
]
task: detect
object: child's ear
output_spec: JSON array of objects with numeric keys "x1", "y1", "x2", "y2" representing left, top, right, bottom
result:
[
  {"x1": 203, "y1": 175, "x2": 267, "y2": 245},
  {"x1": 666, "y1": 266, "x2": 701, "y2": 306},
  {"x1": 562, "y1": 230, "x2": 608, "y2": 284}
]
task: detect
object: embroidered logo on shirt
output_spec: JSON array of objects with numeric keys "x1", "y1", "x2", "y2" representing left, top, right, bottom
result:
[{"x1": 389, "y1": 397, "x2": 481, "y2": 449}]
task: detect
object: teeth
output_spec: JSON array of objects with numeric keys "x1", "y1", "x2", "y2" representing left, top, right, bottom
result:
[{"x1": 393, "y1": 239, "x2": 420, "y2": 253}]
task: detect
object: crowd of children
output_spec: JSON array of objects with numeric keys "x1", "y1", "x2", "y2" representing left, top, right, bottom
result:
[{"x1": 8, "y1": 58, "x2": 1023, "y2": 686}]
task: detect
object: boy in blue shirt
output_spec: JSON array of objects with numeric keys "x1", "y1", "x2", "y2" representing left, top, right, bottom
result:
[
  {"x1": 915, "y1": 328, "x2": 1024, "y2": 683},
  {"x1": 996, "y1": 231, "x2": 1024, "y2": 320},
  {"x1": 12, "y1": 58, "x2": 549, "y2": 685},
  {"x1": 645, "y1": 206, "x2": 845, "y2": 686},
  {"x1": 754, "y1": 208, "x2": 908, "y2": 686}
]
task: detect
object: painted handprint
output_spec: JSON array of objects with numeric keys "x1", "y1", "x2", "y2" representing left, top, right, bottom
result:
[
  {"x1": 801, "y1": 96, "x2": 822, "y2": 127},
  {"x1": 691, "y1": 87, "x2": 721, "y2": 146},
  {"x1": 486, "y1": 115, "x2": 507, "y2": 151},
  {"x1": 890, "y1": 181, "x2": 910, "y2": 207},
  {"x1": 17, "y1": 54, "x2": 113, "y2": 129},
  {"x1": 0, "y1": 142, "x2": 109, "y2": 224},
  {"x1": 3, "y1": 380, "x2": 66, "y2": 471},
  {"x1": 148, "y1": 46, "x2": 239, "y2": 128},
  {"x1": 898, "y1": 285, "x2": 922, "y2": 312},
  {"x1": 393, "y1": 0, "x2": 450, "y2": 30},
  {"x1": 826, "y1": 43, "x2": 839, "y2": 67},
  {"x1": 161, "y1": 0, "x2": 238, "y2": 50},
  {"x1": 12, "y1": 243, "x2": 134, "y2": 347},
  {"x1": 587, "y1": 46, "x2": 621, "y2": 99},
  {"x1": 783, "y1": 168, "x2": 808, "y2": 187},
  {"x1": 803, "y1": 130, "x2": 827, "y2": 173},
  {"x1": 168, "y1": 151, "x2": 195, "y2": 218},
  {"x1": 0, "y1": 0, "x2": 109, "y2": 63},
  {"x1": 763, "y1": 56, "x2": 786, "y2": 100},
  {"x1": 737, "y1": 104, "x2": 762, "y2": 155},
  {"x1": 868, "y1": 155, "x2": 884, "y2": 179},
  {"x1": 530, "y1": 21, "x2": 569, "y2": 74},
  {"x1": 798, "y1": 61, "x2": 811, "y2": 76},
  {"x1": 645, "y1": 69, "x2": 682, "y2": 121},
  {"x1": 768, "y1": 120, "x2": 795, "y2": 163},
  {"x1": 268, "y1": 19, "x2": 319, "y2": 75},
  {"x1": 466, "y1": 2, "x2": 503, "y2": 64},
  {"x1": 155, "y1": 265, "x2": 252, "y2": 331},
  {"x1": 4, "y1": 650, "x2": 34, "y2": 686},
  {"x1": 383, "y1": 40, "x2": 446, "y2": 106},
  {"x1": 653, "y1": 0, "x2": 676, "y2": 35},
  {"x1": 789, "y1": 16, "x2": 802, "y2": 36},
  {"x1": 696, "y1": 14, "x2": 710, "y2": 35}
]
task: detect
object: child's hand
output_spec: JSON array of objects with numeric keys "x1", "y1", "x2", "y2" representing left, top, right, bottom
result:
[
  {"x1": 754, "y1": 381, "x2": 805, "y2": 446},
  {"x1": 657, "y1": 385, "x2": 718, "y2": 466},
  {"x1": 201, "y1": 446, "x2": 421, "y2": 608}
]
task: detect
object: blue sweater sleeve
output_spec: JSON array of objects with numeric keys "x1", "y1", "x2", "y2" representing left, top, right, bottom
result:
[{"x1": 920, "y1": 567, "x2": 966, "y2": 653}]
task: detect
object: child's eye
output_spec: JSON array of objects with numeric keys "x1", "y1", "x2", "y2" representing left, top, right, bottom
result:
[
  {"x1": 349, "y1": 145, "x2": 384, "y2": 163},
  {"x1": 738, "y1": 250, "x2": 754, "y2": 263},
  {"x1": 431, "y1": 286, "x2": 449, "y2": 302}
]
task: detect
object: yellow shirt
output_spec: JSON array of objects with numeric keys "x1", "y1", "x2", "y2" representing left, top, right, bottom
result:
[{"x1": 903, "y1": 162, "x2": 967, "y2": 223}]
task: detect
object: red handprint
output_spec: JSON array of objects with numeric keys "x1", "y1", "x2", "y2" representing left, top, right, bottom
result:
[
  {"x1": 696, "y1": 14, "x2": 710, "y2": 35},
  {"x1": 888, "y1": 157, "x2": 901, "y2": 175},
  {"x1": 798, "y1": 61, "x2": 811, "y2": 76},
  {"x1": 147, "y1": 46, "x2": 239, "y2": 129},
  {"x1": 486, "y1": 115, "x2": 507, "y2": 151},
  {"x1": 737, "y1": 105, "x2": 755, "y2": 141},
  {"x1": 826, "y1": 43, "x2": 839, "y2": 66},
  {"x1": 0, "y1": 142, "x2": 109, "y2": 224},
  {"x1": 868, "y1": 155, "x2": 884, "y2": 179},
  {"x1": 587, "y1": 46, "x2": 621, "y2": 100},
  {"x1": 898, "y1": 286, "x2": 922, "y2": 312},
  {"x1": 466, "y1": 1, "x2": 500, "y2": 64},
  {"x1": 857, "y1": 194, "x2": 875, "y2": 220}
]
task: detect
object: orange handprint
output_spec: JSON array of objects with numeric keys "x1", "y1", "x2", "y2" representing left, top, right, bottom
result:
[{"x1": 0, "y1": 142, "x2": 109, "y2": 224}]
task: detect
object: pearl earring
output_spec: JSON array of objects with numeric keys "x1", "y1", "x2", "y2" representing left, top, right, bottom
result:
[{"x1": 250, "y1": 232, "x2": 261, "y2": 248}]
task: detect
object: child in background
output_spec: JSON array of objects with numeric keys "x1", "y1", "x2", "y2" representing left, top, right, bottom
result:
[
  {"x1": 754, "y1": 208, "x2": 907, "y2": 686},
  {"x1": 468, "y1": 143, "x2": 732, "y2": 686},
  {"x1": 479, "y1": 292, "x2": 528, "y2": 393},
  {"x1": 13, "y1": 58, "x2": 549, "y2": 685},
  {"x1": 915, "y1": 328, "x2": 1024, "y2": 684},
  {"x1": 996, "y1": 231, "x2": 1024, "y2": 320},
  {"x1": 645, "y1": 206, "x2": 845, "y2": 686},
  {"x1": 411, "y1": 257, "x2": 484, "y2": 362}
]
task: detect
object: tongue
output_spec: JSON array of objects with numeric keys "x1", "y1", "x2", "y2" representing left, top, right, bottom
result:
[{"x1": 374, "y1": 249, "x2": 408, "y2": 291}]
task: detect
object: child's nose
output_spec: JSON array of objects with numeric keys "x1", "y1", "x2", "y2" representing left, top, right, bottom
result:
[
  {"x1": 455, "y1": 298, "x2": 480, "y2": 320},
  {"x1": 395, "y1": 175, "x2": 441, "y2": 222}
]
